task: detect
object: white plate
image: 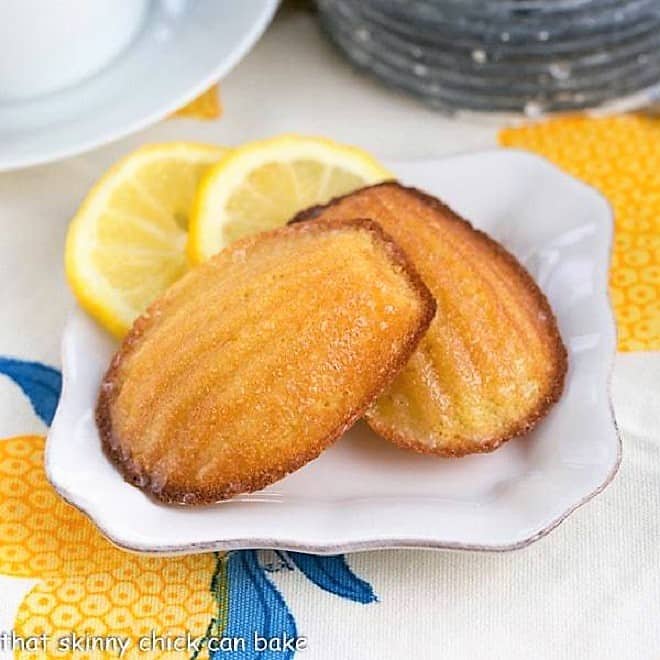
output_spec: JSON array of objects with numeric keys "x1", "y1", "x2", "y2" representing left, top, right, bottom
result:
[
  {"x1": 0, "y1": 0, "x2": 278, "y2": 171},
  {"x1": 47, "y1": 150, "x2": 620, "y2": 555}
]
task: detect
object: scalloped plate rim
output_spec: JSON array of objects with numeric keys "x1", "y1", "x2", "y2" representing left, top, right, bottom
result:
[{"x1": 46, "y1": 148, "x2": 621, "y2": 555}]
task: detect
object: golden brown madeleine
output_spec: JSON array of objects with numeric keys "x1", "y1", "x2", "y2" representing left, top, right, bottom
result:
[
  {"x1": 294, "y1": 183, "x2": 567, "y2": 456},
  {"x1": 97, "y1": 218, "x2": 435, "y2": 504}
]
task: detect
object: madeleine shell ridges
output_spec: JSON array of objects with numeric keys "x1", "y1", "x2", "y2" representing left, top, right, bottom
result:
[
  {"x1": 294, "y1": 182, "x2": 567, "y2": 456},
  {"x1": 97, "y1": 217, "x2": 436, "y2": 503}
]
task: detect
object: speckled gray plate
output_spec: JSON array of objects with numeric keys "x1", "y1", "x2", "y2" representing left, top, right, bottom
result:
[
  {"x1": 316, "y1": 0, "x2": 660, "y2": 114},
  {"x1": 322, "y1": 17, "x2": 660, "y2": 112}
]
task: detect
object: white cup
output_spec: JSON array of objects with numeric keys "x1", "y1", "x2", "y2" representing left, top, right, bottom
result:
[{"x1": 0, "y1": 0, "x2": 150, "y2": 101}]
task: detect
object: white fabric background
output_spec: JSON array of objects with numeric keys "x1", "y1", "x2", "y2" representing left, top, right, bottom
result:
[{"x1": 0, "y1": 8, "x2": 658, "y2": 659}]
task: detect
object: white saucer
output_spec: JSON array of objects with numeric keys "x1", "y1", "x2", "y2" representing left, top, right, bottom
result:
[
  {"x1": 47, "y1": 150, "x2": 620, "y2": 555},
  {"x1": 0, "y1": 0, "x2": 278, "y2": 171}
]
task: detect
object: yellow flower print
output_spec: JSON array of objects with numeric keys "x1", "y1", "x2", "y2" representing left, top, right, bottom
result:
[
  {"x1": 0, "y1": 358, "x2": 377, "y2": 660},
  {"x1": 499, "y1": 114, "x2": 660, "y2": 352},
  {"x1": 0, "y1": 436, "x2": 223, "y2": 659},
  {"x1": 171, "y1": 85, "x2": 222, "y2": 120}
]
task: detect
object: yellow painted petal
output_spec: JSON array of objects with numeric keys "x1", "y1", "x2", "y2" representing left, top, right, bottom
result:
[
  {"x1": 14, "y1": 553, "x2": 222, "y2": 659},
  {"x1": 171, "y1": 86, "x2": 222, "y2": 120},
  {"x1": 0, "y1": 436, "x2": 117, "y2": 578},
  {"x1": 0, "y1": 437, "x2": 224, "y2": 658},
  {"x1": 499, "y1": 115, "x2": 660, "y2": 352}
]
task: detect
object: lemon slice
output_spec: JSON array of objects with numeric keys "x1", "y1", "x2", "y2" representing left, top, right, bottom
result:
[
  {"x1": 66, "y1": 142, "x2": 227, "y2": 337},
  {"x1": 188, "y1": 134, "x2": 392, "y2": 263}
]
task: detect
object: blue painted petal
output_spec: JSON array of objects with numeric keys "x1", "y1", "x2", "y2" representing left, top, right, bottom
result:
[
  {"x1": 217, "y1": 550, "x2": 298, "y2": 660},
  {"x1": 0, "y1": 357, "x2": 61, "y2": 426},
  {"x1": 287, "y1": 553, "x2": 377, "y2": 604}
]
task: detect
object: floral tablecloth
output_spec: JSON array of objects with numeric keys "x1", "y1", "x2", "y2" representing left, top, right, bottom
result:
[{"x1": 0, "y1": 12, "x2": 658, "y2": 657}]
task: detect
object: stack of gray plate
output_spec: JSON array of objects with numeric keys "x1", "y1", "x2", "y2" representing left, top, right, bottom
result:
[{"x1": 316, "y1": 0, "x2": 660, "y2": 114}]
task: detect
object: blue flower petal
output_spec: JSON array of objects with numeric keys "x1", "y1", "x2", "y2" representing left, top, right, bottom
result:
[
  {"x1": 287, "y1": 553, "x2": 377, "y2": 604},
  {"x1": 218, "y1": 550, "x2": 298, "y2": 659},
  {"x1": 0, "y1": 357, "x2": 61, "y2": 427}
]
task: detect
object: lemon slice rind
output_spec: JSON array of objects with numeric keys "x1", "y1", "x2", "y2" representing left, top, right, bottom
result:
[
  {"x1": 188, "y1": 134, "x2": 392, "y2": 263},
  {"x1": 66, "y1": 142, "x2": 226, "y2": 337}
]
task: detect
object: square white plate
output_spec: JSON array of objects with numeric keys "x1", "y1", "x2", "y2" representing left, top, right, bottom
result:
[{"x1": 47, "y1": 149, "x2": 620, "y2": 555}]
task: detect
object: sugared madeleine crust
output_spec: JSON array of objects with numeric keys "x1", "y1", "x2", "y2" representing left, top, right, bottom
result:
[
  {"x1": 97, "y1": 218, "x2": 435, "y2": 504},
  {"x1": 294, "y1": 183, "x2": 567, "y2": 456}
]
